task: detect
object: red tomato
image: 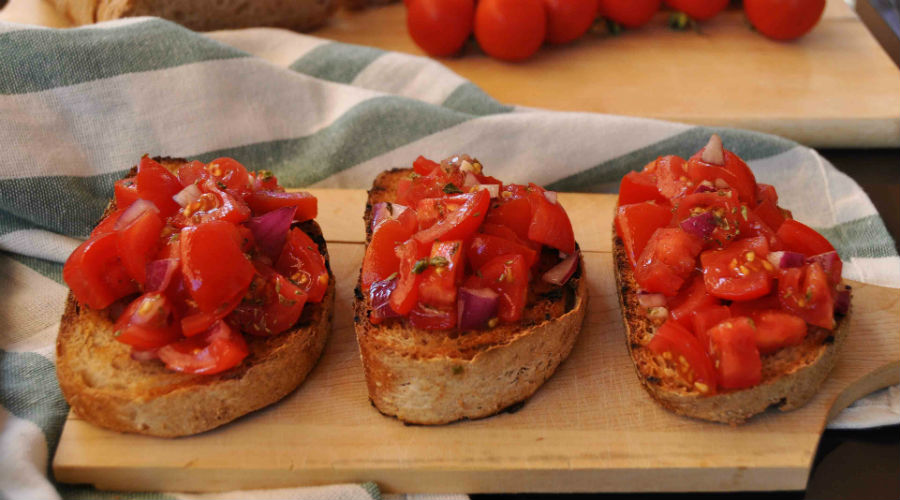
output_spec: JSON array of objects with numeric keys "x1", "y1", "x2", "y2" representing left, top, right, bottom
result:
[
  {"x1": 390, "y1": 239, "x2": 429, "y2": 315},
  {"x1": 468, "y1": 233, "x2": 538, "y2": 270},
  {"x1": 618, "y1": 170, "x2": 667, "y2": 207},
  {"x1": 744, "y1": 0, "x2": 825, "y2": 41},
  {"x1": 474, "y1": 0, "x2": 547, "y2": 62},
  {"x1": 416, "y1": 195, "x2": 466, "y2": 231},
  {"x1": 63, "y1": 232, "x2": 137, "y2": 310},
  {"x1": 778, "y1": 262, "x2": 835, "y2": 330},
  {"x1": 116, "y1": 208, "x2": 164, "y2": 285},
  {"x1": 158, "y1": 321, "x2": 249, "y2": 375},
  {"x1": 691, "y1": 304, "x2": 730, "y2": 346},
  {"x1": 90, "y1": 209, "x2": 123, "y2": 238},
  {"x1": 176, "y1": 160, "x2": 208, "y2": 187},
  {"x1": 654, "y1": 155, "x2": 692, "y2": 200},
  {"x1": 479, "y1": 222, "x2": 536, "y2": 249},
  {"x1": 180, "y1": 221, "x2": 256, "y2": 315},
  {"x1": 756, "y1": 183, "x2": 778, "y2": 205},
  {"x1": 245, "y1": 190, "x2": 317, "y2": 222},
  {"x1": 527, "y1": 184, "x2": 576, "y2": 255},
  {"x1": 418, "y1": 240, "x2": 466, "y2": 309},
  {"x1": 728, "y1": 292, "x2": 781, "y2": 317},
  {"x1": 672, "y1": 190, "x2": 748, "y2": 247},
  {"x1": 776, "y1": 219, "x2": 834, "y2": 257},
  {"x1": 414, "y1": 189, "x2": 490, "y2": 246},
  {"x1": 664, "y1": 0, "x2": 728, "y2": 21},
  {"x1": 648, "y1": 320, "x2": 717, "y2": 392},
  {"x1": 597, "y1": 0, "x2": 660, "y2": 28},
  {"x1": 396, "y1": 171, "x2": 447, "y2": 207},
  {"x1": 276, "y1": 227, "x2": 329, "y2": 303},
  {"x1": 229, "y1": 265, "x2": 308, "y2": 336},
  {"x1": 413, "y1": 155, "x2": 441, "y2": 176},
  {"x1": 751, "y1": 309, "x2": 807, "y2": 354},
  {"x1": 667, "y1": 274, "x2": 719, "y2": 326},
  {"x1": 171, "y1": 179, "x2": 251, "y2": 227},
  {"x1": 180, "y1": 293, "x2": 242, "y2": 337},
  {"x1": 136, "y1": 156, "x2": 183, "y2": 218},
  {"x1": 700, "y1": 236, "x2": 773, "y2": 301},
  {"x1": 206, "y1": 157, "x2": 252, "y2": 196},
  {"x1": 484, "y1": 196, "x2": 533, "y2": 243},
  {"x1": 114, "y1": 178, "x2": 140, "y2": 209},
  {"x1": 408, "y1": 303, "x2": 457, "y2": 330},
  {"x1": 615, "y1": 201, "x2": 673, "y2": 268},
  {"x1": 406, "y1": 0, "x2": 475, "y2": 57},
  {"x1": 752, "y1": 198, "x2": 786, "y2": 231},
  {"x1": 707, "y1": 317, "x2": 762, "y2": 389},
  {"x1": 633, "y1": 228, "x2": 703, "y2": 296},
  {"x1": 468, "y1": 254, "x2": 529, "y2": 322},
  {"x1": 113, "y1": 292, "x2": 180, "y2": 349},
  {"x1": 688, "y1": 148, "x2": 758, "y2": 206},
  {"x1": 360, "y1": 220, "x2": 416, "y2": 289},
  {"x1": 543, "y1": 0, "x2": 598, "y2": 45}
]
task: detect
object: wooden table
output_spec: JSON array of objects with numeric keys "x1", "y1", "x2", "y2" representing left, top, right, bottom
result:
[{"x1": 2, "y1": 0, "x2": 899, "y2": 148}]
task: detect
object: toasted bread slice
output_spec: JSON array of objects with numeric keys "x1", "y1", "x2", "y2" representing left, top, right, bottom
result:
[
  {"x1": 55, "y1": 160, "x2": 334, "y2": 437},
  {"x1": 353, "y1": 168, "x2": 588, "y2": 425},
  {"x1": 613, "y1": 232, "x2": 850, "y2": 424}
]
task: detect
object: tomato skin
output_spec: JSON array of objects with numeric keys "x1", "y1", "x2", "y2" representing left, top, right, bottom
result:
[
  {"x1": 64, "y1": 232, "x2": 138, "y2": 310},
  {"x1": 744, "y1": 0, "x2": 825, "y2": 41},
  {"x1": 700, "y1": 236, "x2": 773, "y2": 301},
  {"x1": 413, "y1": 155, "x2": 441, "y2": 176},
  {"x1": 177, "y1": 160, "x2": 208, "y2": 187},
  {"x1": 418, "y1": 240, "x2": 465, "y2": 309},
  {"x1": 648, "y1": 320, "x2": 717, "y2": 392},
  {"x1": 275, "y1": 227, "x2": 329, "y2": 303},
  {"x1": 468, "y1": 254, "x2": 529, "y2": 323},
  {"x1": 114, "y1": 178, "x2": 140, "y2": 209},
  {"x1": 180, "y1": 221, "x2": 256, "y2": 315},
  {"x1": 206, "y1": 157, "x2": 252, "y2": 197},
  {"x1": 475, "y1": 0, "x2": 547, "y2": 62},
  {"x1": 136, "y1": 156, "x2": 183, "y2": 218},
  {"x1": 776, "y1": 219, "x2": 834, "y2": 257},
  {"x1": 180, "y1": 293, "x2": 242, "y2": 337},
  {"x1": 667, "y1": 274, "x2": 719, "y2": 326},
  {"x1": 113, "y1": 292, "x2": 181, "y2": 350},
  {"x1": 597, "y1": 0, "x2": 660, "y2": 28},
  {"x1": 229, "y1": 265, "x2": 308, "y2": 337},
  {"x1": 543, "y1": 0, "x2": 599, "y2": 45},
  {"x1": 618, "y1": 170, "x2": 667, "y2": 207},
  {"x1": 752, "y1": 198, "x2": 786, "y2": 231},
  {"x1": 360, "y1": 219, "x2": 416, "y2": 289},
  {"x1": 468, "y1": 233, "x2": 538, "y2": 270},
  {"x1": 245, "y1": 191, "x2": 317, "y2": 222},
  {"x1": 158, "y1": 321, "x2": 249, "y2": 375},
  {"x1": 673, "y1": 190, "x2": 748, "y2": 247},
  {"x1": 480, "y1": 222, "x2": 536, "y2": 250},
  {"x1": 664, "y1": 0, "x2": 728, "y2": 21},
  {"x1": 116, "y1": 209, "x2": 164, "y2": 285},
  {"x1": 750, "y1": 309, "x2": 807, "y2": 354},
  {"x1": 485, "y1": 196, "x2": 533, "y2": 243},
  {"x1": 390, "y1": 239, "x2": 429, "y2": 315},
  {"x1": 414, "y1": 189, "x2": 490, "y2": 246},
  {"x1": 707, "y1": 317, "x2": 762, "y2": 389},
  {"x1": 407, "y1": 0, "x2": 475, "y2": 57},
  {"x1": 527, "y1": 184, "x2": 576, "y2": 255},
  {"x1": 615, "y1": 201, "x2": 673, "y2": 268},
  {"x1": 408, "y1": 303, "x2": 457, "y2": 330},
  {"x1": 654, "y1": 155, "x2": 693, "y2": 200},
  {"x1": 691, "y1": 304, "x2": 730, "y2": 346},
  {"x1": 778, "y1": 262, "x2": 835, "y2": 330},
  {"x1": 634, "y1": 228, "x2": 703, "y2": 296}
]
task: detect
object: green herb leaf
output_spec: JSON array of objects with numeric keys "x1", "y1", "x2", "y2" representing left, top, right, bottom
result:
[{"x1": 443, "y1": 183, "x2": 463, "y2": 194}]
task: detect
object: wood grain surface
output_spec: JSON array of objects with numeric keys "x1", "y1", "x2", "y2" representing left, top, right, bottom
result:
[
  {"x1": 2, "y1": 0, "x2": 898, "y2": 148},
  {"x1": 52, "y1": 190, "x2": 900, "y2": 494}
]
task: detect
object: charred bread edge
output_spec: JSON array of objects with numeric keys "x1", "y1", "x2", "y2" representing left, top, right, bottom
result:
[
  {"x1": 351, "y1": 168, "x2": 588, "y2": 425},
  {"x1": 613, "y1": 229, "x2": 850, "y2": 425},
  {"x1": 55, "y1": 158, "x2": 335, "y2": 437}
]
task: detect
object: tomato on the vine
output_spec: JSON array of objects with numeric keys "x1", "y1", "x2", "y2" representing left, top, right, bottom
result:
[
  {"x1": 664, "y1": 0, "x2": 728, "y2": 21},
  {"x1": 744, "y1": 0, "x2": 825, "y2": 41},
  {"x1": 475, "y1": 0, "x2": 547, "y2": 62},
  {"x1": 406, "y1": 0, "x2": 475, "y2": 57},
  {"x1": 543, "y1": 0, "x2": 599, "y2": 45},
  {"x1": 597, "y1": 0, "x2": 660, "y2": 29}
]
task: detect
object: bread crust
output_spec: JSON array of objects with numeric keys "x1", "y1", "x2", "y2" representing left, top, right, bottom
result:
[
  {"x1": 55, "y1": 161, "x2": 334, "y2": 437},
  {"x1": 613, "y1": 231, "x2": 850, "y2": 424},
  {"x1": 353, "y1": 168, "x2": 588, "y2": 425}
]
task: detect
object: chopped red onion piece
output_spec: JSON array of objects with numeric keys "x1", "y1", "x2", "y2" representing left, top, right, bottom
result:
[
  {"x1": 768, "y1": 251, "x2": 805, "y2": 269},
  {"x1": 694, "y1": 182, "x2": 716, "y2": 194},
  {"x1": 543, "y1": 190, "x2": 558, "y2": 204},
  {"x1": 247, "y1": 206, "x2": 296, "y2": 261},
  {"x1": 145, "y1": 258, "x2": 179, "y2": 292},
  {"x1": 542, "y1": 252, "x2": 578, "y2": 286},
  {"x1": 173, "y1": 183, "x2": 202, "y2": 208},
  {"x1": 638, "y1": 292, "x2": 667, "y2": 308},
  {"x1": 808, "y1": 251, "x2": 841, "y2": 281},
  {"x1": 477, "y1": 184, "x2": 500, "y2": 198},
  {"x1": 458, "y1": 287, "x2": 499, "y2": 330},
  {"x1": 371, "y1": 202, "x2": 410, "y2": 231},
  {"x1": 114, "y1": 199, "x2": 158, "y2": 231},
  {"x1": 463, "y1": 172, "x2": 479, "y2": 189},
  {"x1": 835, "y1": 287, "x2": 851, "y2": 315},
  {"x1": 680, "y1": 212, "x2": 716, "y2": 239},
  {"x1": 370, "y1": 277, "x2": 401, "y2": 320}
]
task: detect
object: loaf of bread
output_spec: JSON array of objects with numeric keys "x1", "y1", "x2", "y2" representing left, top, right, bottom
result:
[{"x1": 51, "y1": 0, "x2": 336, "y2": 31}]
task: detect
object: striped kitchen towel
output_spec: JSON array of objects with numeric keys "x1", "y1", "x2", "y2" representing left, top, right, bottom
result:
[{"x1": 0, "y1": 17, "x2": 897, "y2": 500}]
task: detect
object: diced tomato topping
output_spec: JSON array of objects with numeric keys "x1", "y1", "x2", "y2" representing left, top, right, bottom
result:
[
  {"x1": 177, "y1": 160, "x2": 209, "y2": 187},
  {"x1": 413, "y1": 189, "x2": 490, "y2": 246},
  {"x1": 479, "y1": 222, "x2": 536, "y2": 249},
  {"x1": 113, "y1": 292, "x2": 180, "y2": 349},
  {"x1": 418, "y1": 240, "x2": 465, "y2": 309},
  {"x1": 116, "y1": 208, "x2": 164, "y2": 285},
  {"x1": 415, "y1": 195, "x2": 467, "y2": 231},
  {"x1": 618, "y1": 170, "x2": 666, "y2": 206},
  {"x1": 752, "y1": 198, "x2": 786, "y2": 231},
  {"x1": 180, "y1": 292, "x2": 242, "y2": 337},
  {"x1": 206, "y1": 157, "x2": 252, "y2": 197},
  {"x1": 135, "y1": 156, "x2": 183, "y2": 218},
  {"x1": 691, "y1": 305, "x2": 731, "y2": 346},
  {"x1": 728, "y1": 293, "x2": 782, "y2": 318},
  {"x1": 408, "y1": 303, "x2": 456, "y2": 330},
  {"x1": 707, "y1": 317, "x2": 762, "y2": 390},
  {"x1": 700, "y1": 236, "x2": 773, "y2": 301},
  {"x1": 467, "y1": 233, "x2": 538, "y2": 270},
  {"x1": 672, "y1": 191, "x2": 748, "y2": 247},
  {"x1": 667, "y1": 274, "x2": 719, "y2": 326},
  {"x1": 158, "y1": 320, "x2": 249, "y2": 375},
  {"x1": 686, "y1": 150, "x2": 757, "y2": 206},
  {"x1": 413, "y1": 155, "x2": 441, "y2": 176},
  {"x1": 245, "y1": 190, "x2": 317, "y2": 222},
  {"x1": 615, "y1": 201, "x2": 673, "y2": 268},
  {"x1": 755, "y1": 183, "x2": 778, "y2": 205},
  {"x1": 114, "y1": 178, "x2": 140, "y2": 209},
  {"x1": 90, "y1": 209, "x2": 124, "y2": 237},
  {"x1": 360, "y1": 218, "x2": 416, "y2": 290},
  {"x1": 467, "y1": 254, "x2": 529, "y2": 323},
  {"x1": 180, "y1": 221, "x2": 256, "y2": 315},
  {"x1": 634, "y1": 228, "x2": 703, "y2": 296},
  {"x1": 750, "y1": 310, "x2": 807, "y2": 354},
  {"x1": 655, "y1": 155, "x2": 693, "y2": 200},
  {"x1": 275, "y1": 227, "x2": 329, "y2": 303},
  {"x1": 778, "y1": 262, "x2": 836, "y2": 330},
  {"x1": 527, "y1": 184, "x2": 576, "y2": 255},
  {"x1": 776, "y1": 219, "x2": 835, "y2": 257},
  {"x1": 484, "y1": 196, "x2": 533, "y2": 243},
  {"x1": 63, "y1": 232, "x2": 138, "y2": 309},
  {"x1": 648, "y1": 320, "x2": 717, "y2": 393},
  {"x1": 229, "y1": 264, "x2": 308, "y2": 336},
  {"x1": 389, "y1": 239, "x2": 428, "y2": 315}
]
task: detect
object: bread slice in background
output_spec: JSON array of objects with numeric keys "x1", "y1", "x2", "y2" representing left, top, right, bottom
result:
[
  {"x1": 353, "y1": 168, "x2": 588, "y2": 425},
  {"x1": 613, "y1": 232, "x2": 850, "y2": 424},
  {"x1": 51, "y1": 0, "x2": 336, "y2": 31}
]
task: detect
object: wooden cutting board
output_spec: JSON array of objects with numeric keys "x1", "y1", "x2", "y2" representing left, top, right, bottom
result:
[
  {"x1": 52, "y1": 190, "x2": 900, "y2": 494},
  {"x1": 2, "y1": 0, "x2": 898, "y2": 148}
]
